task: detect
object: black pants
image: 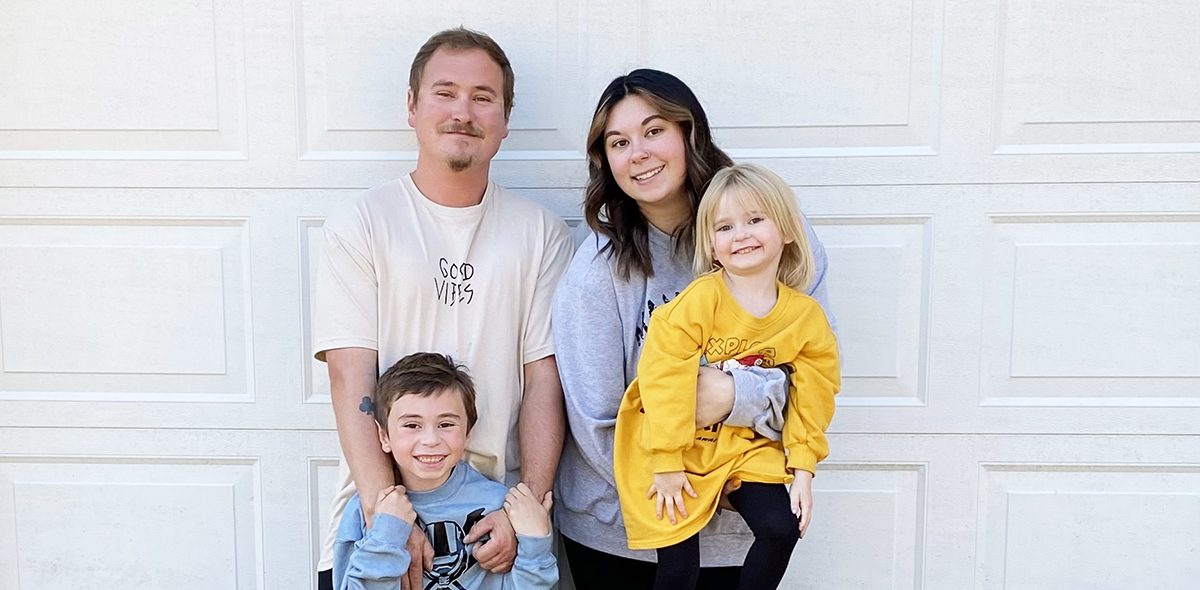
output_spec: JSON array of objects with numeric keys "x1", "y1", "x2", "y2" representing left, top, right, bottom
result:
[
  {"x1": 563, "y1": 536, "x2": 740, "y2": 590},
  {"x1": 318, "y1": 569, "x2": 333, "y2": 590},
  {"x1": 655, "y1": 482, "x2": 798, "y2": 590}
]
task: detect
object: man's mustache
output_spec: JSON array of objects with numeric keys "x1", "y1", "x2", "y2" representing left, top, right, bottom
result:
[{"x1": 438, "y1": 123, "x2": 484, "y2": 137}]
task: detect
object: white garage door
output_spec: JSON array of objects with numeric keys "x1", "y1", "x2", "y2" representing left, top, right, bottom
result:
[{"x1": 1, "y1": 1, "x2": 1197, "y2": 589}]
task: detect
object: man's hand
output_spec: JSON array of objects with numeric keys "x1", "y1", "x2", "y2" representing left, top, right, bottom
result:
[
  {"x1": 790, "y1": 470, "x2": 815, "y2": 539},
  {"x1": 374, "y1": 485, "x2": 416, "y2": 524},
  {"x1": 464, "y1": 510, "x2": 517, "y2": 573},
  {"x1": 401, "y1": 524, "x2": 434, "y2": 590},
  {"x1": 695, "y1": 366, "x2": 735, "y2": 429},
  {"x1": 647, "y1": 471, "x2": 697, "y2": 525},
  {"x1": 717, "y1": 477, "x2": 742, "y2": 513}
]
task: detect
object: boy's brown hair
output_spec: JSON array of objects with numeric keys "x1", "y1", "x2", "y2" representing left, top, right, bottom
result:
[{"x1": 373, "y1": 352, "x2": 478, "y2": 430}]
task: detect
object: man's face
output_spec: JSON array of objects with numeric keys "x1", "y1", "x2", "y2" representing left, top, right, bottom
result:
[
  {"x1": 378, "y1": 388, "x2": 471, "y2": 492},
  {"x1": 408, "y1": 48, "x2": 509, "y2": 173}
]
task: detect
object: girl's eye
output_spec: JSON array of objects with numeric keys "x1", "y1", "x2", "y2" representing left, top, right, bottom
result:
[
  {"x1": 749, "y1": 216, "x2": 763, "y2": 224},
  {"x1": 609, "y1": 138, "x2": 628, "y2": 149},
  {"x1": 716, "y1": 224, "x2": 732, "y2": 232},
  {"x1": 403, "y1": 422, "x2": 420, "y2": 429},
  {"x1": 646, "y1": 127, "x2": 662, "y2": 137}
]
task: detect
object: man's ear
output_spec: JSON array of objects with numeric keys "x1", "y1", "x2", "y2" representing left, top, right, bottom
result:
[
  {"x1": 377, "y1": 422, "x2": 391, "y2": 454},
  {"x1": 406, "y1": 89, "x2": 417, "y2": 129}
]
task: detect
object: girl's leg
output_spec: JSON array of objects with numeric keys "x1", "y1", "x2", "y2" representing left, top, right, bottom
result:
[
  {"x1": 655, "y1": 534, "x2": 700, "y2": 590},
  {"x1": 563, "y1": 535, "x2": 656, "y2": 590},
  {"x1": 726, "y1": 482, "x2": 800, "y2": 590},
  {"x1": 695, "y1": 565, "x2": 742, "y2": 589}
]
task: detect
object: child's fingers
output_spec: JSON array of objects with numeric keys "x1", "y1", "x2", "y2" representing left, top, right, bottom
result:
[
  {"x1": 541, "y1": 491, "x2": 553, "y2": 511},
  {"x1": 683, "y1": 477, "x2": 698, "y2": 498},
  {"x1": 515, "y1": 482, "x2": 532, "y2": 498},
  {"x1": 675, "y1": 491, "x2": 689, "y2": 520},
  {"x1": 799, "y1": 505, "x2": 811, "y2": 539},
  {"x1": 654, "y1": 490, "x2": 664, "y2": 521}
]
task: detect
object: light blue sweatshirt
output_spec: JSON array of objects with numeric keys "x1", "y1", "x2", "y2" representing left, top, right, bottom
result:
[
  {"x1": 334, "y1": 462, "x2": 557, "y2": 590},
  {"x1": 552, "y1": 219, "x2": 836, "y2": 566}
]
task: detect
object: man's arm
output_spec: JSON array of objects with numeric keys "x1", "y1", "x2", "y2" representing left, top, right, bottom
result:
[
  {"x1": 518, "y1": 355, "x2": 565, "y2": 499},
  {"x1": 327, "y1": 347, "x2": 394, "y2": 529}
]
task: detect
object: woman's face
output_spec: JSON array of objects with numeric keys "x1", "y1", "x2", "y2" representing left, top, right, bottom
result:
[{"x1": 602, "y1": 95, "x2": 691, "y2": 231}]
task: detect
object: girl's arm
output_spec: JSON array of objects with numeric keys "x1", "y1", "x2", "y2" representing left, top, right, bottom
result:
[
  {"x1": 782, "y1": 301, "x2": 842, "y2": 475},
  {"x1": 636, "y1": 299, "x2": 712, "y2": 473}
]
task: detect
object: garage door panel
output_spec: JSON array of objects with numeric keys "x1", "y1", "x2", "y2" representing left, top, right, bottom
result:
[
  {"x1": 0, "y1": 0, "x2": 247, "y2": 158},
  {"x1": 642, "y1": 0, "x2": 940, "y2": 156},
  {"x1": 994, "y1": 0, "x2": 1200, "y2": 154},
  {"x1": 786, "y1": 463, "x2": 926, "y2": 590},
  {"x1": 296, "y1": 0, "x2": 587, "y2": 159},
  {"x1": 977, "y1": 464, "x2": 1200, "y2": 590},
  {"x1": 0, "y1": 457, "x2": 259, "y2": 590},
  {"x1": 0, "y1": 218, "x2": 253, "y2": 402},
  {"x1": 981, "y1": 214, "x2": 1200, "y2": 406},
  {"x1": 813, "y1": 216, "x2": 932, "y2": 407}
]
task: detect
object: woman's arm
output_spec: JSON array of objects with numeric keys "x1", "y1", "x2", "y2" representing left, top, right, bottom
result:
[{"x1": 552, "y1": 249, "x2": 630, "y2": 488}]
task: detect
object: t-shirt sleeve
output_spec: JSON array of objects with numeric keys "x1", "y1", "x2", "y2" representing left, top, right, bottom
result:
[
  {"x1": 314, "y1": 218, "x2": 379, "y2": 362},
  {"x1": 521, "y1": 217, "x2": 575, "y2": 365}
]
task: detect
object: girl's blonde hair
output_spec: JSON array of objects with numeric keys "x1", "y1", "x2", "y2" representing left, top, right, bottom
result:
[{"x1": 693, "y1": 163, "x2": 815, "y2": 291}]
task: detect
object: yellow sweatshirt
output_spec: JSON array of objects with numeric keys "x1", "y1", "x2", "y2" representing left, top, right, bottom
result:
[{"x1": 613, "y1": 272, "x2": 840, "y2": 549}]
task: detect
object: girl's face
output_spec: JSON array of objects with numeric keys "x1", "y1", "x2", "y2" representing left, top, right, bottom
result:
[
  {"x1": 602, "y1": 95, "x2": 691, "y2": 231},
  {"x1": 709, "y1": 193, "x2": 790, "y2": 280}
]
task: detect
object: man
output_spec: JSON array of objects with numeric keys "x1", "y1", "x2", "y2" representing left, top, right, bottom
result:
[{"x1": 313, "y1": 27, "x2": 574, "y2": 590}]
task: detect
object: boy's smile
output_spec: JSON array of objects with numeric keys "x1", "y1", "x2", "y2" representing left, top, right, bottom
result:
[{"x1": 378, "y1": 388, "x2": 471, "y2": 492}]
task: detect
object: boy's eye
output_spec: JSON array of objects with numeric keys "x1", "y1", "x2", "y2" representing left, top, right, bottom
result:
[
  {"x1": 439, "y1": 421, "x2": 457, "y2": 428},
  {"x1": 403, "y1": 422, "x2": 420, "y2": 429},
  {"x1": 473, "y1": 95, "x2": 492, "y2": 102}
]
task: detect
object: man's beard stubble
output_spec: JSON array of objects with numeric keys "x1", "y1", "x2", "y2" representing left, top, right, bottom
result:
[{"x1": 447, "y1": 155, "x2": 473, "y2": 173}]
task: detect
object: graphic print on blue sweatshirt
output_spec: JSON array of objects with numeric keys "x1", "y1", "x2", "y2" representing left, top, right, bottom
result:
[
  {"x1": 435, "y1": 257, "x2": 475, "y2": 306},
  {"x1": 633, "y1": 290, "x2": 681, "y2": 346},
  {"x1": 421, "y1": 508, "x2": 487, "y2": 590}
]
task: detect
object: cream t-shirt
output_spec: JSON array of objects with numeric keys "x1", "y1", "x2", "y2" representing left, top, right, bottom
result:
[{"x1": 314, "y1": 174, "x2": 573, "y2": 569}]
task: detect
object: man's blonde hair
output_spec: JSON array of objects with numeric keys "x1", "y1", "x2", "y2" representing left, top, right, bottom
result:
[{"x1": 693, "y1": 163, "x2": 815, "y2": 291}]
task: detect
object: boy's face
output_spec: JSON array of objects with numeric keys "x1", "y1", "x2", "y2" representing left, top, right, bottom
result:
[{"x1": 378, "y1": 388, "x2": 471, "y2": 492}]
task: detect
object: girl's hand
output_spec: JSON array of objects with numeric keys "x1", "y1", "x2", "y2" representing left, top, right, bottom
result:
[
  {"x1": 790, "y1": 470, "x2": 814, "y2": 538},
  {"x1": 647, "y1": 471, "x2": 697, "y2": 525}
]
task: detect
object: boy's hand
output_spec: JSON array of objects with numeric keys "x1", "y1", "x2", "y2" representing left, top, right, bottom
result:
[
  {"x1": 464, "y1": 510, "x2": 517, "y2": 573},
  {"x1": 648, "y1": 471, "x2": 697, "y2": 525},
  {"x1": 504, "y1": 482, "x2": 553, "y2": 537},
  {"x1": 790, "y1": 470, "x2": 814, "y2": 539},
  {"x1": 374, "y1": 485, "x2": 417, "y2": 524}
]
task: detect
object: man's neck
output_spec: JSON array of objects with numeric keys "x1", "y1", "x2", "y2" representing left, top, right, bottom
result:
[{"x1": 410, "y1": 161, "x2": 491, "y2": 208}]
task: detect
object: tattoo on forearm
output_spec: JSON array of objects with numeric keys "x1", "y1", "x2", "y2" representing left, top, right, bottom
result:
[{"x1": 359, "y1": 396, "x2": 375, "y2": 416}]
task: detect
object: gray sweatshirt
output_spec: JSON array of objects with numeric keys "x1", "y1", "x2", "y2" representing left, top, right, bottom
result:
[{"x1": 552, "y1": 221, "x2": 835, "y2": 566}]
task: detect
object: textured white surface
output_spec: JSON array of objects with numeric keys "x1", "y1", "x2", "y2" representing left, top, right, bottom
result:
[{"x1": 0, "y1": 0, "x2": 1196, "y2": 588}]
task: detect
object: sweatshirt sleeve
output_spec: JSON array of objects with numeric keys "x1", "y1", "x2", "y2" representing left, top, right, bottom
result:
[
  {"x1": 782, "y1": 298, "x2": 842, "y2": 475},
  {"x1": 552, "y1": 241, "x2": 631, "y2": 487},
  {"x1": 634, "y1": 283, "x2": 715, "y2": 473},
  {"x1": 338, "y1": 514, "x2": 414, "y2": 590},
  {"x1": 507, "y1": 533, "x2": 559, "y2": 589},
  {"x1": 801, "y1": 213, "x2": 839, "y2": 337}
]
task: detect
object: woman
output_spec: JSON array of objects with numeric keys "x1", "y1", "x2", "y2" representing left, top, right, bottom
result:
[{"x1": 553, "y1": 69, "x2": 837, "y2": 589}]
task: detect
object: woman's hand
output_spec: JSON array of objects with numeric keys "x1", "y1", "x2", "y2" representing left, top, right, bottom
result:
[
  {"x1": 695, "y1": 366, "x2": 735, "y2": 429},
  {"x1": 648, "y1": 471, "x2": 697, "y2": 525},
  {"x1": 790, "y1": 470, "x2": 814, "y2": 539}
]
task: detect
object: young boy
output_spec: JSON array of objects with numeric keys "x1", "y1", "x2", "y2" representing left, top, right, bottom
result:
[{"x1": 332, "y1": 352, "x2": 558, "y2": 590}]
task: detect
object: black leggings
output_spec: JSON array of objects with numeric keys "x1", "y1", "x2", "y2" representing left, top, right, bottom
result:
[
  {"x1": 655, "y1": 482, "x2": 799, "y2": 590},
  {"x1": 563, "y1": 536, "x2": 741, "y2": 590}
]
